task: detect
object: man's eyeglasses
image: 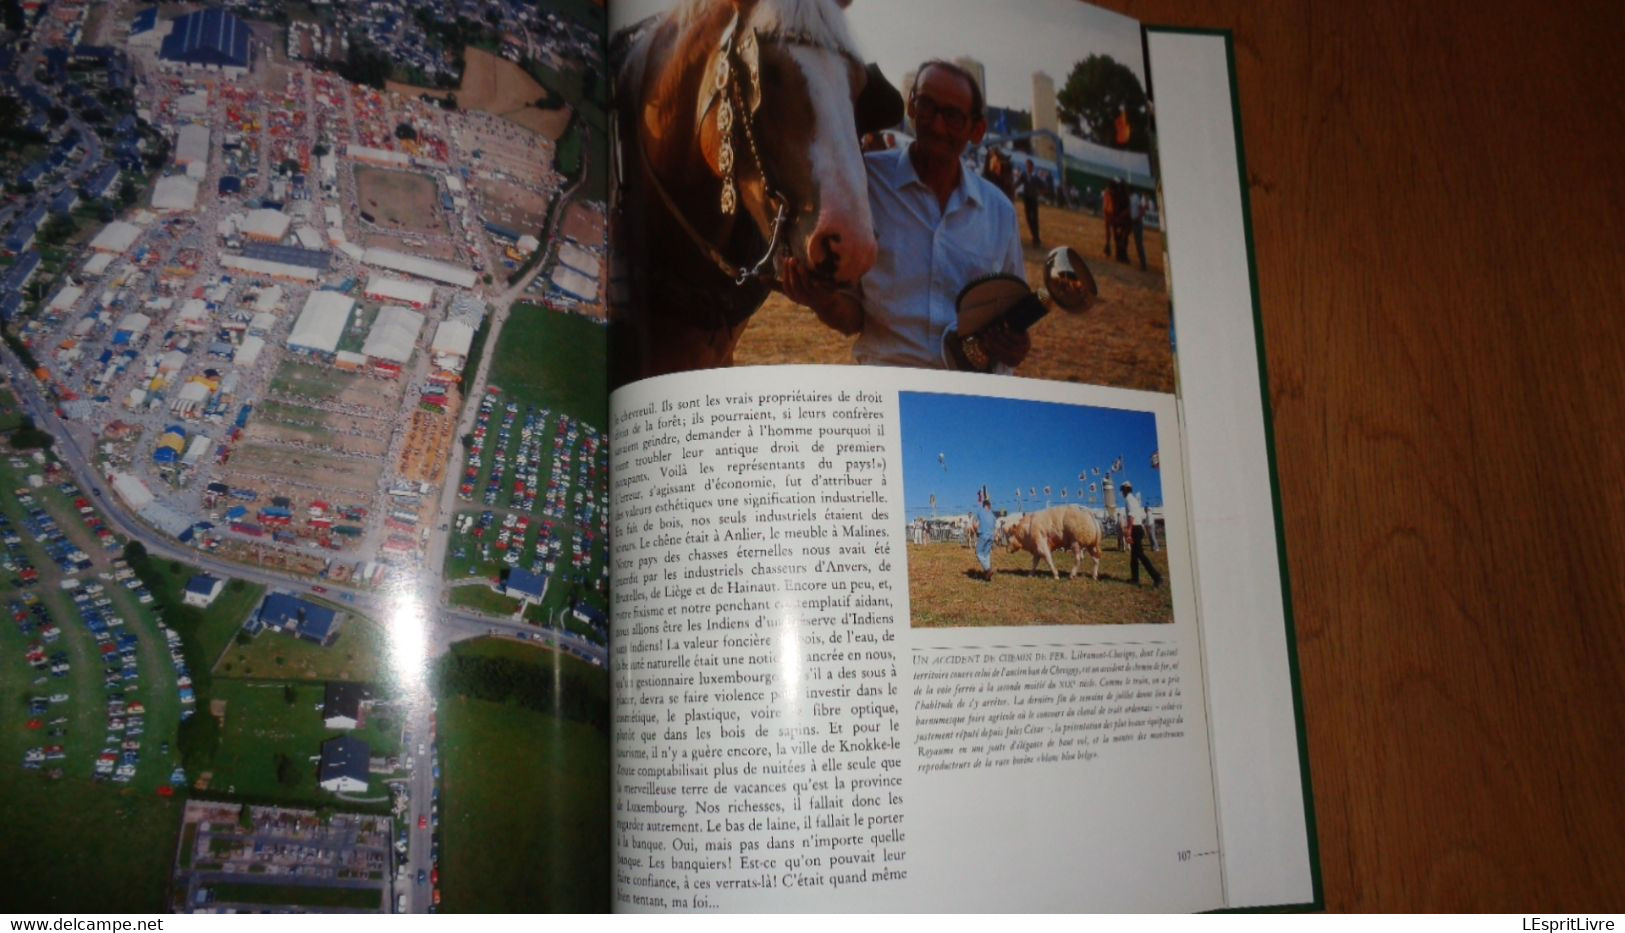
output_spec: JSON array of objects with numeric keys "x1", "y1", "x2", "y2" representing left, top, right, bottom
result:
[{"x1": 912, "y1": 95, "x2": 972, "y2": 133}]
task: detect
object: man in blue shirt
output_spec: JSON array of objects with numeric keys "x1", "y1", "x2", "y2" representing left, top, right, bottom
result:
[
  {"x1": 975, "y1": 487, "x2": 998, "y2": 582},
  {"x1": 782, "y1": 60, "x2": 1029, "y2": 371}
]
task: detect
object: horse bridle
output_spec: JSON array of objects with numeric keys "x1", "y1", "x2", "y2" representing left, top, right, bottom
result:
[{"x1": 638, "y1": 9, "x2": 862, "y2": 287}]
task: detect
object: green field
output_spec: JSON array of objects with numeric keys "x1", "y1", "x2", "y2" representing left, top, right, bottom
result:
[
  {"x1": 0, "y1": 777, "x2": 183, "y2": 911},
  {"x1": 485, "y1": 304, "x2": 606, "y2": 426},
  {"x1": 0, "y1": 384, "x2": 25, "y2": 432},
  {"x1": 447, "y1": 582, "x2": 522, "y2": 617},
  {"x1": 143, "y1": 560, "x2": 264, "y2": 669},
  {"x1": 205, "y1": 679, "x2": 403, "y2": 804},
  {"x1": 436, "y1": 640, "x2": 609, "y2": 912},
  {"x1": 215, "y1": 610, "x2": 388, "y2": 683},
  {"x1": 0, "y1": 457, "x2": 191, "y2": 911},
  {"x1": 204, "y1": 881, "x2": 383, "y2": 909}
]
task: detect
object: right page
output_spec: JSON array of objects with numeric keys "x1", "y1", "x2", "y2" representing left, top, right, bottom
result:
[{"x1": 606, "y1": 0, "x2": 1314, "y2": 912}]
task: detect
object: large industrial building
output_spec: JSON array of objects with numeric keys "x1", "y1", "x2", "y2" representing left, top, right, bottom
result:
[
  {"x1": 159, "y1": 8, "x2": 251, "y2": 73},
  {"x1": 361, "y1": 305, "x2": 424, "y2": 365},
  {"x1": 174, "y1": 124, "x2": 211, "y2": 167},
  {"x1": 152, "y1": 176, "x2": 199, "y2": 212},
  {"x1": 287, "y1": 291, "x2": 355, "y2": 357},
  {"x1": 430, "y1": 319, "x2": 475, "y2": 371},
  {"x1": 89, "y1": 220, "x2": 142, "y2": 254},
  {"x1": 242, "y1": 208, "x2": 291, "y2": 243},
  {"x1": 363, "y1": 274, "x2": 433, "y2": 309},
  {"x1": 361, "y1": 247, "x2": 477, "y2": 289}
]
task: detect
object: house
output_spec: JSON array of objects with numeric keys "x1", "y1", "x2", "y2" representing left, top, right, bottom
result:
[
  {"x1": 317, "y1": 735, "x2": 369, "y2": 793},
  {"x1": 182, "y1": 574, "x2": 223, "y2": 608},
  {"x1": 504, "y1": 567, "x2": 546, "y2": 602},
  {"x1": 256, "y1": 592, "x2": 340, "y2": 646},
  {"x1": 322, "y1": 682, "x2": 370, "y2": 730}
]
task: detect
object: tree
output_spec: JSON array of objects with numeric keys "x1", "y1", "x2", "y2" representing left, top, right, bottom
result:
[
  {"x1": 37, "y1": 214, "x2": 76, "y2": 245},
  {"x1": 1056, "y1": 54, "x2": 1151, "y2": 153},
  {"x1": 118, "y1": 178, "x2": 138, "y2": 206},
  {"x1": 274, "y1": 752, "x2": 300, "y2": 787}
]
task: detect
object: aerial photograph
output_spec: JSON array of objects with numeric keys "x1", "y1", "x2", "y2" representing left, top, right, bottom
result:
[{"x1": 0, "y1": 0, "x2": 610, "y2": 913}]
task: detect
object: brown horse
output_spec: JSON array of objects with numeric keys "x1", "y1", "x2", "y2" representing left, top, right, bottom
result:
[{"x1": 610, "y1": 0, "x2": 881, "y2": 384}]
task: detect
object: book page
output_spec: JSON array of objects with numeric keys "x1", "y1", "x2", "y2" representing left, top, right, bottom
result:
[{"x1": 610, "y1": 367, "x2": 1223, "y2": 912}]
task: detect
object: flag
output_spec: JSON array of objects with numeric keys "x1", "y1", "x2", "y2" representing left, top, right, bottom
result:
[
  {"x1": 1078, "y1": 471, "x2": 1086, "y2": 483},
  {"x1": 1151, "y1": 450, "x2": 1160, "y2": 469},
  {"x1": 1089, "y1": 482, "x2": 1096, "y2": 493},
  {"x1": 1092, "y1": 466, "x2": 1100, "y2": 477},
  {"x1": 1113, "y1": 455, "x2": 1124, "y2": 473},
  {"x1": 1043, "y1": 485, "x2": 1051, "y2": 496},
  {"x1": 1030, "y1": 487, "x2": 1036, "y2": 497},
  {"x1": 1060, "y1": 488, "x2": 1068, "y2": 498},
  {"x1": 938, "y1": 452, "x2": 946, "y2": 471},
  {"x1": 1114, "y1": 106, "x2": 1131, "y2": 147}
]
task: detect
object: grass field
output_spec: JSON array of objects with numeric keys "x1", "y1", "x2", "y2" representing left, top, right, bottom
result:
[
  {"x1": 206, "y1": 679, "x2": 403, "y2": 804},
  {"x1": 143, "y1": 561, "x2": 264, "y2": 670},
  {"x1": 215, "y1": 613, "x2": 389, "y2": 683},
  {"x1": 448, "y1": 582, "x2": 522, "y2": 617},
  {"x1": 205, "y1": 881, "x2": 382, "y2": 909},
  {"x1": 0, "y1": 461, "x2": 187, "y2": 911},
  {"x1": 735, "y1": 206, "x2": 1174, "y2": 392},
  {"x1": 487, "y1": 305, "x2": 607, "y2": 427},
  {"x1": 0, "y1": 777, "x2": 183, "y2": 911},
  {"x1": 436, "y1": 640, "x2": 609, "y2": 912},
  {"x1": 0, "y1": 384, "x2": 25, "y2": 432},
  {"x1": 907, "y1": 538, "x2": 1173, "y2": 627}
]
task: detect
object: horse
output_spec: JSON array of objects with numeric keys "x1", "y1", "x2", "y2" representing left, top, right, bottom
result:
[{"x1": 609, "y1": 0, "x2": 888, "y2": 385}]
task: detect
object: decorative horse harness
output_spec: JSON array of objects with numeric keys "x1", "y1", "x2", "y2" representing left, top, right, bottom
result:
[{"x1": 638, "y1": 9, "x2": 863, "y2": 288}]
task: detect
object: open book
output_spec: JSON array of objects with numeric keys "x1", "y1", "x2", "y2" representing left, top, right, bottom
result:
[{"x1": 0, "y1": 0, "x2": 1314, "y2": 915}]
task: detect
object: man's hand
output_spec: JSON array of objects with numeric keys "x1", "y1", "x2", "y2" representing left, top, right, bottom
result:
[
  {"x1": 979, "y1": 324, "x2": 1031, "y2": 368},
  {"x1": 780, "y1": 258, "x2": 863, "y2": 335}
]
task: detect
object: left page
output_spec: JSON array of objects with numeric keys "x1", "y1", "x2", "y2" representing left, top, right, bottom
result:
[{"x1": 0, "y1": 0, "x2": 612, "y2": 913}]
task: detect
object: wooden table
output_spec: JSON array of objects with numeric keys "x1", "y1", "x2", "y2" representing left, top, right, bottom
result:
[{"x1": 1112, "y1": 0, "x2": 1625, "y2": 910}]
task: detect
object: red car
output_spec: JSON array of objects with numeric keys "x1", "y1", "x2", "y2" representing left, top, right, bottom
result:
[{"x1": 418, "y1": 815, "x2": 428, "y2": 829}]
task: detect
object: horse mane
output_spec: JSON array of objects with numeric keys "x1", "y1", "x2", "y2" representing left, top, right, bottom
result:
[{"x1": 672, "y1": 0, "x2": 862, "y2": 60}]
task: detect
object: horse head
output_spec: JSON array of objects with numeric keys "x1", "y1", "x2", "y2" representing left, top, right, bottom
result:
[
  {"x1": 614, "y1": 0, "x2": 882, "y2": 380},
  {"x1": 698, "y1": 0, "x2": 877, "y2": 289}
]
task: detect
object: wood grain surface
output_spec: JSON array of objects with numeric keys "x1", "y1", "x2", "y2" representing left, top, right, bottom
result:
[{"x1": 1101, "y1": 0, "x2": 1625, "y2": 911}]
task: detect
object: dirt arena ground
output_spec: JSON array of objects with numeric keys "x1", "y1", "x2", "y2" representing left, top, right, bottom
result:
[
  {"x1": 225, "y1": 443, "x2": 384, "y2": 499},
  {"x1": 907, "y1": 538, "x2": 1173, "y2": 627},
  {"x1": 354, "y1": 166, "x2": 443, "y2": 235},
  {"x1": 478, "y1": 178, "x2": 552, "y2": 237},
  {"x1": 734, "y1": 205, "x2": 1175, "y2": 393}
]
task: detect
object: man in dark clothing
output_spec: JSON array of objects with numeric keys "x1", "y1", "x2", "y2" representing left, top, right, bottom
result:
[
  {"x1": 1017, "y1": 159, "x2": 1042, "y2": 247},
  {"x1": 1120, "y1": 481, "x2": 1162, "y2": 587}
]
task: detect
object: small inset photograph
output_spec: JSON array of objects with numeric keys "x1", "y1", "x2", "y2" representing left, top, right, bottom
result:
[{"x1": 899, "y1": 392, "x2": 1172, "y2": 627}]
